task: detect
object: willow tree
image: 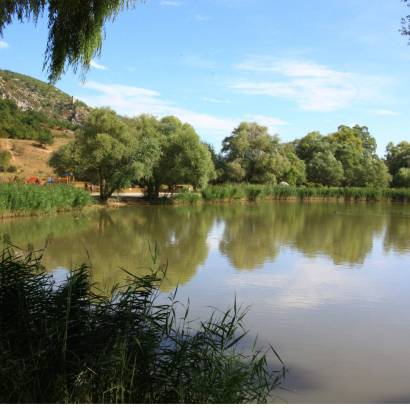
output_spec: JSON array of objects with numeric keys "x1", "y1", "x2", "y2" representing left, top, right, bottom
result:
[
  {"x1": 402, "y1": 0, "x2": 410, "y2": 41},
  {"x1": 0, "y1": 0, "x2": 139, "y2": 82}
]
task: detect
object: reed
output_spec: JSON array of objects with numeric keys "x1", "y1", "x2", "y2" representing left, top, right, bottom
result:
[
  {"x1": 0, "y1": 184, "x2": 92, "y2": 216},
  {"x1": 0, "y1": 246, "x2": 285, "y2": 404},
  {"x1": 200, "y1": 184, "x2": 410, "y2": 203}
]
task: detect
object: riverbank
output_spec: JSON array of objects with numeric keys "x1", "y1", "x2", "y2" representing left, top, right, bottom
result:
[
  {"x1": 2, "y1": 184, "x2": 410, "y2": 220},
  {"x1": 170, "y1": 185, "x2": 410, "y2": 204}
]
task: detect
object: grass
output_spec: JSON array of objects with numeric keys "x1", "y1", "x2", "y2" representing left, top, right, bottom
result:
[
  {"x1": 0, "y1": 184, "x2": 92, "y2": 216},
  {"x1": 0, "y1": 246, "x2": 285, "y2": 404},
  {"x1": 200, "y1": 184, "x2": 410, "y2": 203}
]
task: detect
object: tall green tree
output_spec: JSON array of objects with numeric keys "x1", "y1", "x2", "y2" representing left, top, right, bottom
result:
[
  {"x1": 221, "y1": 122, "x2": 304, "y2": 185},
  {"x1": 146, "y1": 116, "x2": 215, "y2": 198},
  {"x1": 0, "y1": 1, "x2": 140, "y2": 82},
  {"x1": 50, "y1": 108, "x2": 153, "y2": 201}
]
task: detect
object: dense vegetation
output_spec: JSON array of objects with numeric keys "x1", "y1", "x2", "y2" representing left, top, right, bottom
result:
[
  {"x1": 49, "y1": 108, "x2": 410, "y2": 201},
  {"x1": 50, "y1": 109, "x2": 215, "y2": 201},
  {"x1": 0, "y1": 247, "x2": 285, "y2": 403},
  {"x1": 196, "y1": 184, "x2": 410, "y2": 203},
  {"x1": 0, "y1": 99, "x2": 54, "y2": 145},
  {"x1": 0, "y1": 184, "x2": 92, "y2": 216}
]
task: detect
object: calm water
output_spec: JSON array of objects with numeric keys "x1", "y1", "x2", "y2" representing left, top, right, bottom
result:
[{"x1": 2, "y1": 202, "x2": 410, "y2": 403}]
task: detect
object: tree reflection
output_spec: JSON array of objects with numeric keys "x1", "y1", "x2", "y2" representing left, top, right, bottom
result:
[
  {"x1": 219, "y1": 203, "x2": 388, "y2": 269},
  {"x1": 0, "y1": 202, "x2": 407, "y2": 291},
  {"x1": 384, "y1": 206, "x2": 410, "y2": 254}
]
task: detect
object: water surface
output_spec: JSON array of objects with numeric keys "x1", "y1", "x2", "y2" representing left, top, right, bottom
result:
[{"x1": 1, "y1": 202, "x2": 410, "y2": 403}]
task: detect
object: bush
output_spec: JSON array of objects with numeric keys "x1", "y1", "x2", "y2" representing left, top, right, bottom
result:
[
  {"x1": 0, "y1": 150, "x2": 12, "y2": 171},
  {"x1": 0, "y1": 247, "x2": 285, "y2": 403},
  {"x1": 6, "y1": 165, "x2": 17, "y2": 173}
]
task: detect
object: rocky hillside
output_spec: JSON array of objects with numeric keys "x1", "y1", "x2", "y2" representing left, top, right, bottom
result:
[{"x1": 0, "y1": 69, "x2": 90, "y2": 128}]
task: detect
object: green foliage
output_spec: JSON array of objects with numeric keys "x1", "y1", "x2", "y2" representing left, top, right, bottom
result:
[
  {"x1": 50, "y1": 108, "x2": 155, "y2": 201},
  {"x1": 295, "y1": 124, "x2": 392, "y2": 187},
  {"x1": 307, "y1": 151, "x2": 344, "y2": 187},
  {"x1": 393, "y1": 167, "x2": 410, "y2": 187},
  {"x1": 221, "y1": 122, "x2": 305, "y2": 185},
  {"x1": 201, "y1": 184, "x2": 410, "y2": 203},
  {"x1": 136, "y1": 116, "x2": 215, "y2": 198},
  {"x1": 0, "y1": 69, "x2": 89, "y2": 128},
  {"x1": 0, "y1": 98, "x2": 54, "y2": 143},
  {"x1": 386, "y1": 141, "x2": 410, "y2": 176},
  {"x1": 37, "y1": 129, "x2": 54, "y2": 146},
  {"x1": 0, "y1": 2, "x2": 141, "y2": 82},
  {"x1": 0, "y1": 247, "x2": 285, "y2": 403},
  {"x1": 0, "y1": 184, "x2": 92, "y2": 215},
  {"x1": 157, "y1": 118, "x2": 215, "y2": 189},
  {"x1": 0, "y1": 149, "x2": 12, "y2": 171}
]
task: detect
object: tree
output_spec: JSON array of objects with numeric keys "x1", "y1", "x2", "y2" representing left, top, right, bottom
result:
[
  {"x1": 0, "y1": 1, "x2": 140, "y2": 82},
  {"x1": 36, "y1": 129, "x2": 54, "y2": 148},
  {"x1": 393, "y1": 167, "x2": 410, "y2": 187},
  {"x1": 386, "y1": 141, "x2": 410, "y2": 177},
  {"x1": 307, "y1": 151, "x2": 344, "y2": 187},
  {"x1": 222, "y1": 122, "x2": 285, "y2": 184},
  {"x1": 50, "y1": 108, "x2": 153, "y2": 201},
  {"x1": 349, "y1": 155, "x2": 392, "y2": 188},
  {"x1": 146, "y1": 116, "x2": 215, "y2": 198}
]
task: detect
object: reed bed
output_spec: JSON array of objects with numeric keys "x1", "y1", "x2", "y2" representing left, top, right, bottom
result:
[
  {"x1": 0, "y1": 247, "x2": 285, "y2": 404},
  {"x1": 0, "y1": 184, "x2": 92, "y2": 216},
  {"x1": 199, "y1": 184, "x2": 410, "y2": 203}
]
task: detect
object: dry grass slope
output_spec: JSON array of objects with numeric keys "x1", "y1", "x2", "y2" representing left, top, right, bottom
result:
[{"x1": 0, "y1": 134, "x2": 73, "y2": 181}]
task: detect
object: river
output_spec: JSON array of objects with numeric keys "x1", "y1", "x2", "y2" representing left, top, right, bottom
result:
[{"x1": 1, "y1": 202, "x2": 410, "y2": 403}]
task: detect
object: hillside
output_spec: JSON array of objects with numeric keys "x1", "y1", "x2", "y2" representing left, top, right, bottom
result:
[
  {"x1": 0, "y1": 136, "x2": 73, "y2": 181},
  {"x1": 0, "y1": 69, "x2": 90, "y2": 128}
]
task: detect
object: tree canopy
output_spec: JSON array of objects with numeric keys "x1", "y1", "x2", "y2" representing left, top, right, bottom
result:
[
  {"x1": 221, "y1": 122, "x2": 306, "y2": 185},
  {"x1": 50, "y1": 108, "x2": 152, "y2": 201},
  {"x1": 0, "y1": 0, "x2": 139, "y2": 82}
]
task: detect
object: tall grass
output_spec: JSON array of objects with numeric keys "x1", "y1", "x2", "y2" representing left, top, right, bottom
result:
[
  {"x1": 0, "y1": 247, "x2": 285, "y2": 404},
  {"x1": 0, "y1": 184, "x2": 92, "y2": 215},
  {"x1": 200, "y1": 184, "x2": 410, "y2": 203}
]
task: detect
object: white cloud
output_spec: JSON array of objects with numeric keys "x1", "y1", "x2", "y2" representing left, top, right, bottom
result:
[
  {"x1": 78, "y1": 81, "x2": 238, "y2": 139},
  {"x1": 0, "y1": 40, "x2": 9, "y2": 49},
  {"x1": 232, "y1": 57, "x2": 389, "y2": 112},
  {"x1": 203, "y1": 97, "x2": 231, "y2": 104},
  {"x1": 375, "y1": 109, "x2": 400, "y2": 117},
  {"x1": 245, "y1": 115, "x2": 288, "y2": 133},
  {"x1": 90, "y1": 59, "x2": 107, "y2": 70},
  {"x1": 160, "y1": 0, "x2": 182, "y2": 6}
]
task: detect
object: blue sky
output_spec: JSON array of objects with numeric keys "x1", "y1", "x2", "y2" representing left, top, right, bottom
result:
[{"x1": 0, "y1": 0, "x2": 409, "y2": 155}]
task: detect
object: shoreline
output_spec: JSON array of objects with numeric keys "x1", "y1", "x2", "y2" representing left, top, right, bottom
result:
[{"x1": 2, "y1": 188, "x2": 410, "y2": 220}]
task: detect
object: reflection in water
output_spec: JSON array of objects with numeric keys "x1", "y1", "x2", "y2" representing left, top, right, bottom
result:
[{"x1": 0, "y1": 202, "x2": 408, "y2": 288}]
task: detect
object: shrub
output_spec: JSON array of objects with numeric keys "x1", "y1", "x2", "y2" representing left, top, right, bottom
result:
[{"x1": 0, "y1": 150, "x2": 12, "y2": 171}]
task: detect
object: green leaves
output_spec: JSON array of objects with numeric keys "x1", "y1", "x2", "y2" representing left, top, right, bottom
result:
[{"x1": 0, "y1": 1, "x2": 139, "y2": 82}]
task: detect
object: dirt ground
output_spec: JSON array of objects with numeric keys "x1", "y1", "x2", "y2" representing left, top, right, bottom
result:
[{"x1": 0, "y1": 133, "x2": 73, "y2": 182}]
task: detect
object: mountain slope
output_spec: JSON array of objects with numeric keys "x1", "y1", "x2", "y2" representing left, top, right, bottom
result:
[{"x1": 0, "y1": 69, "x2": 90, "y2": 128}]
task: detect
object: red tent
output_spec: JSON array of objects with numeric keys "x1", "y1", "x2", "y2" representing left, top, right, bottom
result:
[{"x1": 26, "y1": 176, "x2": 41, "y2": 185}]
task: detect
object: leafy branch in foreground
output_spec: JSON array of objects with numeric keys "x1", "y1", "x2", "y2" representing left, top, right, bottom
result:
[
  {"x1": 0, "y1": 246, "x2": 285, "y2": 403},
  {"x1": 0, "y1": 1, "x2": 140, "y2": 82}
]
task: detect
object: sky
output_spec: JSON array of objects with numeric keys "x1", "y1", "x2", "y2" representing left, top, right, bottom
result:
[{"x1": 0, "y1": 0, "x2": 409, "y2": 155}]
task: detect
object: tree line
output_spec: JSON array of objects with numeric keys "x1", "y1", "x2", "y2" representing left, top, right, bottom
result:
[{"x1": 48, "y1": 107, "x2": 410, "y2": 201}]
